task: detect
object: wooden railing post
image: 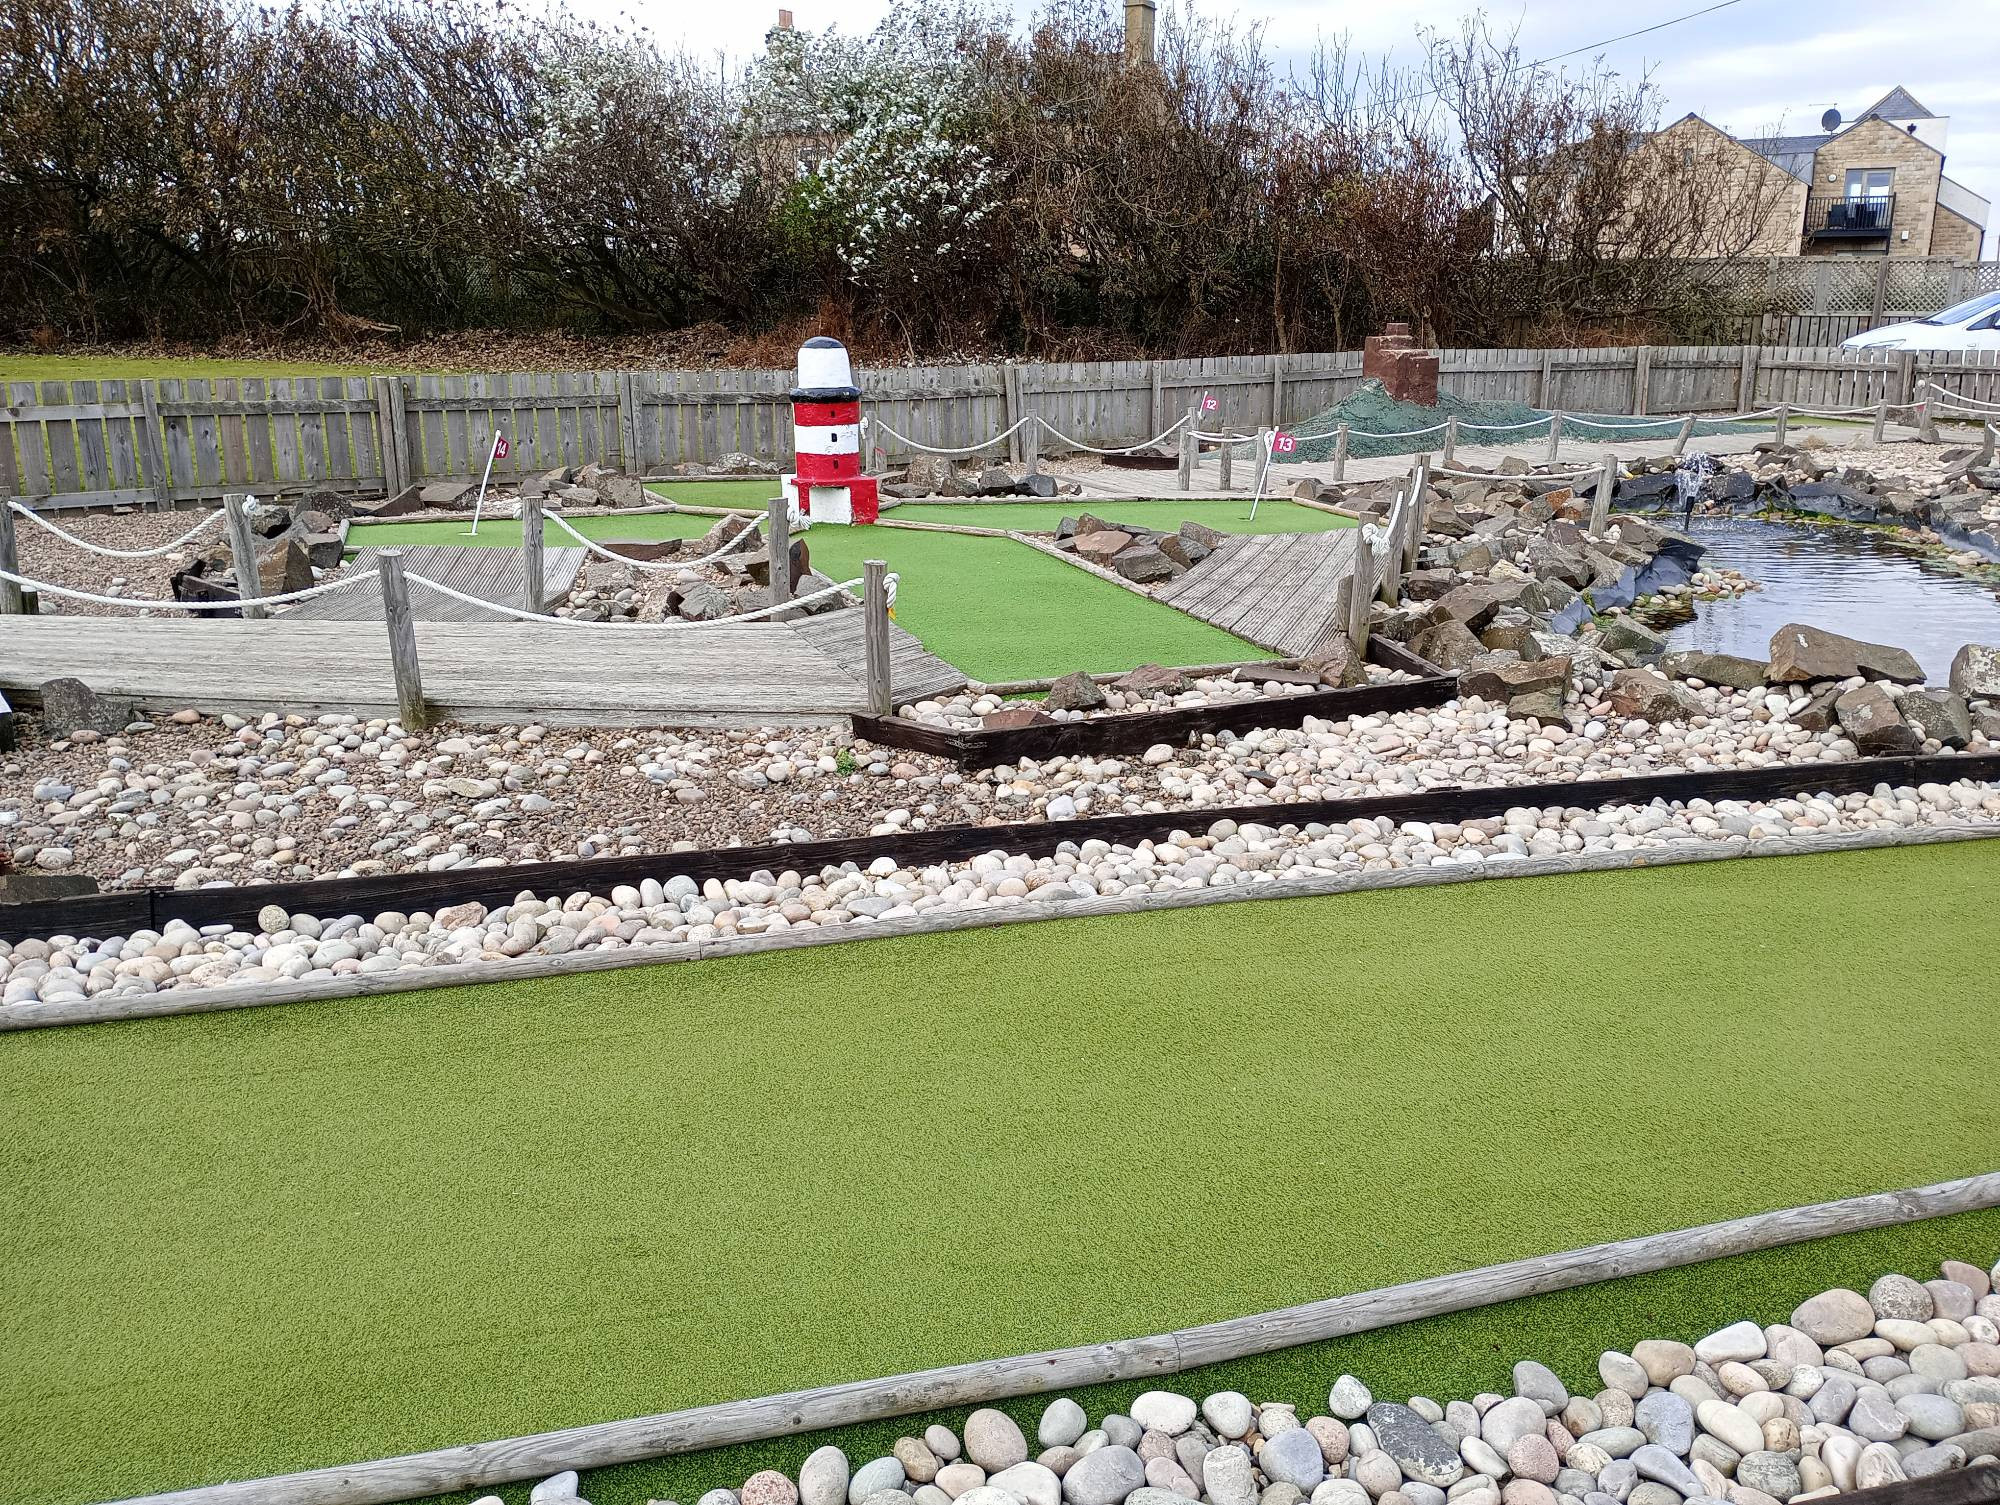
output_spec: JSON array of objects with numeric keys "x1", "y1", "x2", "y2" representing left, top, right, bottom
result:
[
  {"x1": 1441, "y1": 415, "x2": 1459, "y2": 466},
  {"x1": 1404, "y1": 457, "x2": 1428, "y2": 571},
  {"x1": 1218, "y1": 434, "x2": 1234, "y2": 491},
  {"x1": 1545, "y1": 412, "x2": 1563, "y2": 463},
  {"x1": 1673, "y1": 415, "x2": 1695, "y2": 457},
  {"x1": 1919, "y1": 401, "x2": 1940, "y2": 444},
  {"x1": 863, "y1": 559, "x2": 892, "y2": 716},
  {"x1": 1331, "y1": 423, "x2": 1350, "y2": 482},
  {"x1": 767, "y1": 496, "x2": 792, "y2": 613},
  {"x1": 1775, "y1": 403, "x2": 1791, "y2": 447},
  {"x1": 1024, "y1": 409, "x2": 1041, "y2": 478},
  {"x1": 520, "y1": 491, "x2": 545, "y2": 613},
  {"x1": 223, "y1": 492, "x2": 266, "y2": 620},
  {"x1": 0, "y1": 500, "x2": 22, "y2": 614},
  {"x1": 1177, "y1": 413, "x2": 1196, "y2": 492},
  {"x1": 377, "y1": 548, "x2": 429, "y2": 729},
  {"x1": 1346, "y1": 527, "x2": 1375, "y2": 650},
  {"x1": 1873, "y1": 401, "x2": 1889, "y2": 445},
  {"x1": 1590, "y1": 455, "x2": 1616, "y2": 535}
]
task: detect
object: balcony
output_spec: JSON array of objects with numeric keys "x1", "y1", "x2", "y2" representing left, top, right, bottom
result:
[{"x1": 1805, "y1": 194, "x2": 1896, "y2": 240}]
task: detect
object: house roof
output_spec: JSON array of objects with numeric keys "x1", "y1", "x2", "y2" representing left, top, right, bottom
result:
[
  {"x1": 1739, "y1": 133, "x2": 1830, "y2": 182},
  {"x1": 1857, "y1": 86, "x2": 1933, "y2": 121}
]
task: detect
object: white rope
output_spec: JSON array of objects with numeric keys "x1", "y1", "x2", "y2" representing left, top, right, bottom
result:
[
  {"x1": 1455, "y1": 417, "x2": 1555, "y2": 433},
  {"x1": 546, "y1": 510, "x2": 762, "y2": 572},
  {"x1": 1431, "y1": 463, "x2": 1598, "y2": 481},
  {"x1": 0, "y1": 564, "x2": 376, "y2": 611},
  {"x1": 1922, "y1": 380, "x2": 2000, "y2": 412},
  {"x1": 1361, "y1": 421, "x2": 1452, "y2": 439},
  {"x1": 1189, "y1": 427, "x2": 1263, "y2": 442},
  {"x1": 402, "y1": 570, "x2": 883, "y2": 627},
  {"x1": 865, "y1": 414, "x2": 1035, "y2": 457},
  {"x1": 1034, "y1": 413, "x2": 1193, "y2": 455},
  {"x1": 7, "y1": 500, "x2": 224, "y2": 558}
]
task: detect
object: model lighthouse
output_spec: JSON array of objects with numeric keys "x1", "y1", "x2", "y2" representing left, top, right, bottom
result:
[{"x1": 781, "y1": 336, "x2": 879, "y2": 525}]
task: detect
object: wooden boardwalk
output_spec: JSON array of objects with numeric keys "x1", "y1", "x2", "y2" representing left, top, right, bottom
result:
[
  {"x1": 0, "y1": 613, "x2": 966, "y2": 727},
  {"x1": 286, "y1": 545, "x2": 588, "y2": 622},
  {"x1": 1156, "y1": 530, "x2": 1361, "y2": 657}
]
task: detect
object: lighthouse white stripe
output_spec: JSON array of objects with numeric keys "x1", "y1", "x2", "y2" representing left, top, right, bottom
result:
[{"x1": 794, "y1": 423, "x2": 860, "y2": 456}]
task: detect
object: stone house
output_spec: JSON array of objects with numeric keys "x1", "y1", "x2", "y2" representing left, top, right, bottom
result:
[{"x1": 1735, "y1": 88, "x2": 1989, "y2": 258}]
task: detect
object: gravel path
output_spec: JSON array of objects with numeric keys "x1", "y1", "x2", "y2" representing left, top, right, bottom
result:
[{"x1": 9, "y1": 504, "x2": 224, "y2": 617}]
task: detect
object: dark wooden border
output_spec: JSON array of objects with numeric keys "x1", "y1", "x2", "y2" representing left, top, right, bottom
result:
[
  {"x1": 5, "y1": 751, "x2": 1997, "y2": 943},
  {"x1": 854, "y1": 638, "x2": 1454, "y2": 768}
]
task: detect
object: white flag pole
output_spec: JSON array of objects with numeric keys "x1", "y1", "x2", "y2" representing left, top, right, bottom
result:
[
  {"x1": 469, "y1": 429, "x2": 503, "y2": 536},
  {"x1": 1248, "y1": 429, "x2": 1274, "y2": 522}
]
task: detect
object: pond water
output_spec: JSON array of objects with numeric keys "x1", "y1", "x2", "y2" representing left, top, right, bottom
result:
[{"x1": 1658, "y1": 515, "x2": 2000, "y2": 684}]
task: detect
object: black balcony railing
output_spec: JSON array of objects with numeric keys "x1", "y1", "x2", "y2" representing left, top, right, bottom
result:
[{"x1": 1806, "y1": 194, "x2": 1896, "y2": 237}]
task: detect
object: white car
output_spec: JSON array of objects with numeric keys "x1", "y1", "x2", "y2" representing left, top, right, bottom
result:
[{"x1": 1843, "y1": 290, "x2": 2000, "y2": 352}]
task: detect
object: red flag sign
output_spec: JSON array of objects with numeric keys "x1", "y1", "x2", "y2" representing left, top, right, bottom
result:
[
  {"x1": 1199, "y1": 393, "x2": 1219, "y2": 412},
  {"x1": 492, "y1": 434, "x2": 510, "y2": 459},
  {"x1": 1270, "y1": 431, "x2": 1297, "y2": 455}
]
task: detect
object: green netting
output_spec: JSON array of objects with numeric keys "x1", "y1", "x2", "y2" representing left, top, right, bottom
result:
[{"x1": 1247, "y1": 378, "x2": 1761, "y2": 463}]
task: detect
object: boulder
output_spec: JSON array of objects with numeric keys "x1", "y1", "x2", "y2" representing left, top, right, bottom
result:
[
  {"x1": 1768, "y1": 623, "x2": 1924, "y2": 685},
  {"x1": 1659, "y1": 650, "x2": 1768, "y2": 689},
  {"x1": 670, "y1": 582, "x2": 732, "y2": 621},
  {"x1": 1301, "y1": 633, "x2": 1368, "y2": 689},
  {"x1": 904, "y1": 456, "x2": 947, "y2": 495},
  {"x1": 1045, "y1": 671, "x2": 1109, "y2": 712},
  {"x1": 977, "y1": 465, "x2": 1020, "y2": 497},
  {"x1": 1793, "y1": 681, "x2": 1844, "y2": 733},
  {"x1": 418, "y1": 482, "x2": 472, "y2": 507},
  {"x1": 1113, "y1": 544, "x2": 1182, "y2": 583},
  {"x1": 1072, "y1": 531, "x2": 1133, "y2": 566},
  {"x1": 983, "y1": 706, "x2": 1057, "y2": 730},
  {"x1": 1607, "y1": 669, "x2": 1702, "y2": 724},
  {"x1": 39, "y1": 677, "x2": 135, "y2": 738},
  {"x1": 595, "y1": 474, "x2": 649, "y2": 508},
  {"x1": 1179, "y1": 520, "x2": 1229, "y2": 551},
  {"x1": 1596, "y1": 616, "x2": 1668, "y2": 664},
  {"x1": 1023, "y1": 473, "x2": 1059, "y2": 499},
  {"x1": 699, "y1": 516, "x2": 760, "y2": 556},
  {"x1": 1949, "y1": 643, "x2": 2000, "y2": 701},
  {"x1": 1429, "y1": 583, "x2": 1516, "y2": 633},
  {"x1": 1834, "y1": 682, "x2": 1922, "y2": 754},
  {"x1": 256, "y1": 537, "x2": 313, "y2": 597},
  {"x1": 1899, "y1": 688, "x2": 1973, "y2": 749},
  {"x1": 1460, "y1": 656, "x2": 1572, "y2": 710},
  {"x1": 248, "y1": 501, "x2": 294, "y2": 538},
  {"x1": 1409, "y1": 619, "x2": 1485, "y2": 672},
  {"x1": 1155, "y1": 534, "x2": 1194, "y2": 569},
  {"x1": 1114, "y1": 664, "x2": 1189, "y2": 696}
]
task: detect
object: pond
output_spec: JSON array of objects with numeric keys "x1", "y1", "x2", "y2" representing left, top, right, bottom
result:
[{"x1": 1656, "y1": 515, "x2": 2000, "y2": 684}]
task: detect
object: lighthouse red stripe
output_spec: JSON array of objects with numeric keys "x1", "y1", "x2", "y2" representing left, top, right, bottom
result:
[
  {"x1": 795, "y1": 450, "x2": 861, "y2": 482},
  {"x1": 793, "y1": 400, "x2": 861, "y2": 427}
]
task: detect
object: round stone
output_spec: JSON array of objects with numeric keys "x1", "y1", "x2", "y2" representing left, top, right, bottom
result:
[
  {"x1": 1042, "y1": 1400, "x2": 1089, "y2": 1449},
  {"x1": 938, "y1": 1467, "x2": 987, "y2": 1499},
  {"x1": 1870, "y1": 1274, "x2": 1935, "y2": 1322},
  {"x1": 1204, "y1": 1445, "x2": 1259, "y2": 1505},
  {"x1": 1734, "y1": 1454, "x2": 1798, "y2": 1499},
  {"x1": 1483, "y1": 1397, "x2": 1550, "y2": 1457},
  {"x1": 1598, "y1": 1354, "x2": 1649, "y2": 1401},
  {"x1": 1330, "y1": 1377, "x2": 1374, "y2": 1421},
  {"x1": 1130, "y1": 1393, "x2": 1197, "y2": 1437},
  {"x1": 850, "y1": 1457, "x2": 907, "y2": 1505},
  {"x1": 1633, "y1": 1393, "x2": 1693, "y2": 1457},
  {"x1": 1363, "y1": 1403, "x2": 1462, "y2": 1490},
  {"x1": 1632, "y1": 1342, "x2": 1696, "y2": 1387},
  {"x1": 1694, "y1": 1401, "x2": 1761, "y2": 1456},
  {"x1": 1693, "y1": 1322, "x2": 1765, "y2": 1365},
  {"x1": 968, "y1": 1411, "x2": 1032, "y2": 1473},
  {"x1": 1507, "y1": 1437, "x2": 1560, "y2": 1485},
  {"x1": 1500, "y1": 1483, "x2": 1555, "y2": 1505},
  {"x1": 1261, "y1": 1428, "x2": 1328, "y2": 1492},
  {"x1": 802, "y1": 1448, "x2": 852, "y2": 1505},
  {"x1": 1205, "y1": 1393, "x2": 1255, "y2": 1440},
  {"x1": 992, "y1": 1462, "x2": 1062, "y2": 1505},
  {"x1": 1306, "y1": 1418, "x2": 1350, "y2": 1466},
  {"x1": 1514, "y1": 1363, "x2": 1569, "y2": 1416},
  {"x1": 1791, "y1": 1289, "x2": 1876, "y2": 1345},
  {"x1": 745, "y1": 1472, "x2": 801, "y2": 1505},
  {"x1": 899, "y1": 1439, "x2": 943, "y2": 1485}
]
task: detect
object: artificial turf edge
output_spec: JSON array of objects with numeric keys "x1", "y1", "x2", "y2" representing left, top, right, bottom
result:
[{"x1": 428, "y1": 1208, "x2": 2000, "y2": 1505}]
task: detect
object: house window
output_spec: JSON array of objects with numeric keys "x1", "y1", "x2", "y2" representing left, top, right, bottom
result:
[{"x1": 1844, "y1": 168, "x2": 1893, "y2": 200}]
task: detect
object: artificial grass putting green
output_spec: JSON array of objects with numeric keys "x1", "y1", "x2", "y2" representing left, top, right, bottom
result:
[
  {"x1": 884, "y1": 499, "x2": 1354, "y2": 534},
  {"x1": 346, "y1": 510, "x2": 1272, "y2": 682},
  {"x1": 5, "y1": 842, "x2": 1999, "y2": 1505}
]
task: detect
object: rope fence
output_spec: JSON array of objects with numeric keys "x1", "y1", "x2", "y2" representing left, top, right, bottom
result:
[{"x1": 7, "y1": 499, "x2": 224, "y2": 558}]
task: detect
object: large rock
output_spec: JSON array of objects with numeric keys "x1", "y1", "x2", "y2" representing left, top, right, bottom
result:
[
  {"x1": 670, "y1": 582, "x2": 733, "y2": 622},
  {"x1": 1072, "y1": 531, "x2": 1133, "y2": 566},
  {"x1": 1767, "y1": 623, "x2": 1923, "y2": 685},
  {"x1": 1900, "y1": 688, "x2": 1972, "y2": 748},
  {"x1": 977, "y1": 465, "x2": 1020, "y2": 497},
  {"x1": 595, "y1": 474, "x2": 649, "y2": 508},
  {"x1": 1459, "y1": 656, "x2": 1572, "y2": 711},
  {"x1": 1596, "y1": 616, "x2": 1668, "y2": 663},
  {"x1": 252, "y1": 536, "x2": 312, "y2": 596},
  {"x1": 38, "y1": 677, "x2": 134, "y2": 738},
  {"x1": 1258, "y1": 1427, "x2": 1327, "y2": 1492},
  {"x1": 1792, "y1": 1288, "x2": 1876, "y2": 1345},
  {"x1": 1045, "y1": 671, "x2": 1108, "y2": 711},
  {"x1": 966, "y1": 1410, "x2": 1030, "y2": 1472},
  {"x1": 1835, "y1": 682, "x2": 1922, "y2": 754},
  {"x1": 1607, "y1": 669, "x2": 1701, "y2": 724},
  {"x1": 1302, "y1": 633, "x2": 1368, "y2": 689},
  {"x1": 1410, "y1": 619, "x2": 1485, "y2": 672},
  {"x1": 1114, "y1": 664, "x2": 1188, "y2": 696},
  {"x1": 1113, "y1": 544, "x2": 1182, "y2": 583},
  {"x1": 1949, "y1": 643, "x2": 2000, "y2": 700},
  {"x1": 801, "y1": 1447, "x2": 852, "y2": 1505},
  {"x1": 1366, "y1": 1403, "x2": 1464, "y2": 1489},
  {"x1": 1429, "y1": 583, "x2": 1515, "y2": 633},
  {"x1": 1659, "y1": 650, "x2": 1768, "y2": 690}
]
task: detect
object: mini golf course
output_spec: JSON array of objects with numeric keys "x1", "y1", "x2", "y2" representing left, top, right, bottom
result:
[
  {"x1": 345, "y1": 494, "x2": 1350, "y2": 683},
  {"x1": 5, "y1": 840, "x2": 1998, "y2": 1505}
]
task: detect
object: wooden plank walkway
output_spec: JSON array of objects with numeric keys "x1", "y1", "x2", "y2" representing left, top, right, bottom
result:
[
  {"x1": 1156, "y1": 530, "x2": 1360, "y2": 657},
  {"x1": 0, "y1": 614, "x2": 966, "y2": 727},
  {"x1": 285, "y1": 545, "x2": 588, "y2": 622}
]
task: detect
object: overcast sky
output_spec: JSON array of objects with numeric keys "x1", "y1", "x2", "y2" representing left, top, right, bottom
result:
[{"x1": 614, "y1": 0, "x2": 1998, "y2": 255}]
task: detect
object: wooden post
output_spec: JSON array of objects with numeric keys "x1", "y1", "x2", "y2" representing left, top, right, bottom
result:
[
  {"x1": 1024, "y1": 405, "x2": 1041, "y2": 478},
  {"x1": 1775, "y1": 403, "x2": 1790, "y2": 448},
  {"x1": 1545, "y1": 412, "x2": 1563, "y2": 463},
  {"x1": 766, "y1": 496, "x2": 792, "y2": 612},
  {"x1": 138, "y1": 379, "x2": 170, "y2": 508},
  {"x1": 1346, "y1": 527, "x2": 1375, "y2": 649},
  {"x1": 1331, "y1": 423, "x2": 1350, "y2": 481},
  {"x1": 519, "y1": 491, "x2": 545, "y2": 613},
  {"x1": 373, "y1": 376, "x2": 408, "y2": 498},
  {"x1": 1001, "y1": 365, "x2": 1021, "y2": 467},
  {"x1": 1737, "y1": 346, "x2": 1760, "y2": 414},
  {"x1": 618, "y1": 373, "x2": 641, "y2": 475},
  {"x1": 1217, "y1": 435, "x2": 1233, "y2": 491},
  {"x1": 1404, "y1": 459, "x2": 1426, "y2": 571},
  {"x1": 1378, "y1": 498, "x2": 1403, "y2": 606},
  {"x1": 1441, "y1": 415, "x2": 1459, "y2": 467},
  {"x1": 1673, "y1": 415, "x2": 1695, "y2": 457},
  {"x1": 1590, "y1": 455, "x2": 1616, "y2": 535},
  {"x1": 0, "y1": 500, "x2": 21, "y2": 614},
  {"x1": 1919, "y1": 402, "x2": 1940, "y2": 444},
  {"x1": 1149, "y1": 362, "x2": 1163, "y2": 438},
  {"x1": 1633, "y1": 346, "x2": 1652, "y2": 416},
  {"x1": 1873, "y1": 401, "x2": 1889, "y2": 445},
  {"x1": 863, "y1": 559, "x2": 892, "y2": 716},
  {"x1": 1869, "y1": 258, "x2": 1890, "y2": 328},
  {"x1": 1177, "y1": 413, "x2": 1196, "y2": 492},
  {"x1": 1896, "y1": 350, "x2": 1917, "y2": 408},
  {"x1": 223, "y1": 492, "x2": 266, "y2": 620},
  {"x1": 1270, "y1": 358, "x2": 1284, "y2": 432},
  {"x1": 377, "y1": 549, "x2": 428, "y2": 730},
  {"x1": 1978, "y1": 422, "x2": 1997, "y2": 467}
]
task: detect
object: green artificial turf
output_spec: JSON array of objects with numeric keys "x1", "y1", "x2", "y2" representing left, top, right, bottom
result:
[
  {"x1": 884, "y1": 499, "x2": 1355, "y2": 534},
  {"x1": 346, "y1": 510, "x2": 1271, "y2": 681},
  {"x1": 5, "y1": 842, "x2": 1999, "y2": 1505}
]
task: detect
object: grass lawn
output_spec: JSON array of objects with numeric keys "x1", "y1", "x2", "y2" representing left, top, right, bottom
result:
[
  {"x1": 347, "y1": 509, "x2": 1272, "y2": 682},
  {"x1": 5, "y1": 841, "x2": 1998, "y2": 1505},
  {"x1": 884, "y1": 499, "x2": 1353, "y2": 534},
  {"x1": 0, "y1": 353, "x2": 389, "y2": 384}
]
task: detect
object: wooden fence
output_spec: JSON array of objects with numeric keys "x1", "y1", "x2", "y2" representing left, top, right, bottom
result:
[{"x1": 8, "y1": 345, "x2": 2000, "y2": 510}]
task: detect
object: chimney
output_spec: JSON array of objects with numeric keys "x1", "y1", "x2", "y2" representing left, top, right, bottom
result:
[
  {"x1": 1123, "y1": 0, "x2": 1156, "y2": 64},
  {"x1": 775, "y1": 8, "x2": 793, "y2": 29}
]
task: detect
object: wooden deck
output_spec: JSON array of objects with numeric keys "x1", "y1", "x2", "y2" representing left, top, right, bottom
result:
[
  {"x1": 0, "y1": 613, "x2": 966, "y2": 727},
  {"x1": 285, "y1": 545, "x2": 587, "y2": 622},
  {"x1": 1156, "y1": 530, "x2": 1362, "y2": 657}
]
